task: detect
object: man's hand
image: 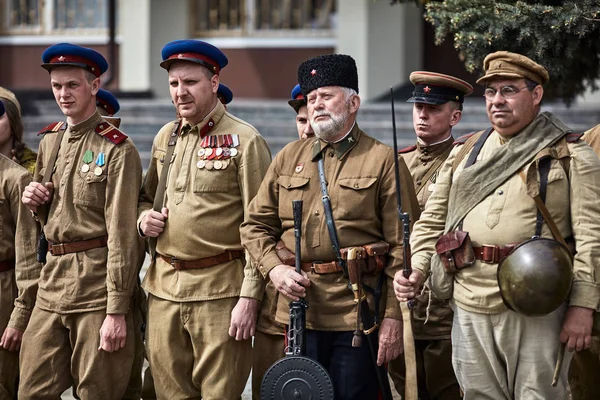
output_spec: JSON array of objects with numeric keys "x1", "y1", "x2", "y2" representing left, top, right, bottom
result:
[
  {"x1": 377, "y1": 318, "x2": 403, "y2": 365},
  {"x1": 140, "y1": 207, "x2": 168, "y2": 237},
  {"x1": 0, "y1": 327, "x2": 24, "y2": 352},
  {"x1": 268, "y1": 264, "x2": 311, "y2": 301},
  {"x1": 229, "y1": 297, "x2": 259, "y2": 341},
  {"x1": 22, "y1": 182, "x2": 54, "y2": 212},
  {"x1": 560, "y1": 306, "x2": 594, "y2": 352},
  {"x1": 393, "y1": 269, "x2": 425, "y2": 302},
  {"x1": 98, "y1": 314, "x2": 127, "y2": 353}
]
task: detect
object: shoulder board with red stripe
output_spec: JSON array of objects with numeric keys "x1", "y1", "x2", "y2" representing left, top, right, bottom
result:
[
  {"x1": 95, "y1": 122, "x2": 128, "y2": 145},
  {"x1": 453, "y1": 132, "x2": 477, "y2": 146},
  {"x1": 565, "y1": 132, "x2": 583, "y2": 143},
  {"x1": 397, "y1": 144, "x2": 417, "y2": 154},
  {"x1": 37, "y1": 121, "x2": 66, "y2": 136}
]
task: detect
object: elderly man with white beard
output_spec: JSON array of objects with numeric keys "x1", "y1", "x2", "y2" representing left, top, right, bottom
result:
[{"x1": 241, "y1": 54, "x2": 420, "y2": 399}]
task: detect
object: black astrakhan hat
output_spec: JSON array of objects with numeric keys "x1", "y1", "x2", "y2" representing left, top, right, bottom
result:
[{"x1": 297, "y1": 54, "x2": 358, "y2": 97}]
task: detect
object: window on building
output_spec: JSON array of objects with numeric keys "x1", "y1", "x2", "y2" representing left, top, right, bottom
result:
[
  {"x1": 1, "y1": 0, "x2": 114, "y2": 34},
  {"x1": 191, "y1": 0, "x2": 336, "y2": 37}
]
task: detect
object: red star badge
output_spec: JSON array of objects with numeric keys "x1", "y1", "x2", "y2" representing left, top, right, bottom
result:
[
  {"x1": 113, "y1": 134, "x2": 119, "y2": 139},
  {"x1": 311, "y1": 69, "x2": 317, "y2": 76},
  {"x1": 178, "y1": 53, "x2": 184, "y2": 58},
  {"x1": 423, "y1": 86, "x2": 431, "y2": 94},
  {"x1": 58, "y1": 56, "x2": 65, "y2": 62}
]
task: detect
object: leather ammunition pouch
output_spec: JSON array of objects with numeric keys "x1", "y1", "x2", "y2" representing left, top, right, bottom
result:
[
  {"x1": 435, "y1": 231, "x2": 475, "y2": 274},
  {"x1": 275, "y1": 240, "x2": 389, "y2": 275}
]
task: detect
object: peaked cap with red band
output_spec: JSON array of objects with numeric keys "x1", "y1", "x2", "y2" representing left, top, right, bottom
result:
[
  {"x1": 288, "y1": 83, "x2": 306, "y2": 113},
  {"x1": 41, "y1": 43, "x2": 108, "y2": 77},
  {"x1": 217, "y1": 83, "x2": 233, "y2": 105},
  {"x1": 96, "y1": 88, "x2": 120, "y2": 116},
  {"x1": 407, "y1": 71, "x2": 473, "y2": 105},
  {"x1": 160, "y1": 40, "x2": 228, "y2": 74}
]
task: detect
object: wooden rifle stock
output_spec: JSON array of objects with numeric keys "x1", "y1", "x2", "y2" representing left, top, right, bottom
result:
[{"x1": 390, "y1": 87, "x2": 418, "y2": 400}]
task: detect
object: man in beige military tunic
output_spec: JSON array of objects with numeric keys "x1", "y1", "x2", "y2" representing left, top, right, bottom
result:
[
  {"x1": 389, "y1": 71, "x2": 471, "y2": 400},
  {"x1": 0, "y1": 100, "x2": 39, "y2": 399},
  {"x1": 568, "y1": 123, "x2": 600, "y2": 400},
  {"x1": 241, "y1": 54, "x2": 420, "y2": 399},
  {"x1": 137, "y1": 39, "x2": 271, "y2": 399},
  {"x1": 20, "y1": 43, "x2": 142, "y2": 399},
  {"x1": 395, "y1": 51, "x2": 600, "y2": 399}
]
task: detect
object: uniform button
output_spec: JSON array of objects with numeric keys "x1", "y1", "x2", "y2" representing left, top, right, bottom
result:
[
  {"x1": 314, "y1": 210, "x2": 320, "y2": 216},
  {"x1": 329, "y1": 151, "x2": 334, "y2": 157},
  {"x1": 497, "y1": 190, "x2": 504, "y2": 195},
  {"x1": 287, "y1": 183, "x2": 291, "y2": 188},
  {"x1": 354, "y1": 183, "x2": 359, "y2": 188},
  {"x1": 416, "y1": 180, "x2": 422, "y2": 185}
]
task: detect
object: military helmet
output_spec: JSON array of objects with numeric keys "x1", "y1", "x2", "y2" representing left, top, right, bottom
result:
[{"x1": 497, "y1": 237, "x2": 573, "y2": 316}]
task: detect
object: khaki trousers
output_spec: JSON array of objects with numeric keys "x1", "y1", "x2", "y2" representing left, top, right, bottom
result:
[
  {"x1": 568, "y1": 337, "x2": 600, "y2": 400},
  {"x1": 19, "y1": 307, "x2": 135, "y2": 400},
  {"x1": 0, "y1": 270, "x2": 18, "y2": 400},
  {"x1": 146, "y1": 295, "x2": 252, "y2": 400},
  {"x1": 252, "y1": 330, "x2": 285, "y2": 400},
  {"x1": 388, "y1": 338, "x2": 461, "y2": 400},
  {"x1": 451, "y1": 304, "x2": 572, "y2": 400}
]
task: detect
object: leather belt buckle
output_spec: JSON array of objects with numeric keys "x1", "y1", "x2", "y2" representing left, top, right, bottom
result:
[
  {"x1": 481, "y1": 244, "x2": 498, "y2": 264},
  {"x1": 50, "y1": 243, "x2": 65, "y2": 256},
  {"x1": 170, "y1": 257, "x2": 182, "y2": 270},
  {"x1": 310, "y1": 261, "x2": 321, "y2": 274}
]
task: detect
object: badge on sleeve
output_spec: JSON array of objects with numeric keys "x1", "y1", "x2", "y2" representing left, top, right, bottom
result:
[{"x1": 295, "y1": 163, "x2": 304, "y2": 173}]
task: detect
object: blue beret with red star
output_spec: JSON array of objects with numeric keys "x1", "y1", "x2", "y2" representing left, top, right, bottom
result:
[
  {"x1": 41, "y1": 43, "x2": 108, "y2": 77},
  {"x1": 217, "y1": 83, "x2": 233, "y2": 105},
  {"x1": 288, "y1": 83, "x2": 306, "y2": 113},
  {"x1": 96, "y1": 89, "x2": 120, "y2": 116},
  {"x1": 160, "y1": 40, "x2": 228, "y2": 75}
]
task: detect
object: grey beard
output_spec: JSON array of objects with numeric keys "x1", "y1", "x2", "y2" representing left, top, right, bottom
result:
[{"x1": 312, "y1": 110, "x2": 348, "y2": 142}]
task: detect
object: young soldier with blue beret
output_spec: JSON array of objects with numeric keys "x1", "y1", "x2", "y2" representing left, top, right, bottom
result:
[
  {"x1": 137, "y1": 39, "x2": 271, "y2": 399},
  {"x1": 20, "y1": 43, "x2": 143, "y2": 398},
  {"x1": 0, "y1": 100, "x2": 39, "y2": 399},
  {"x1": 241, "y1": 54, "x2": 420, "y2": 399},
  {"x1": 389, "y1": 71, "x2": 472, "y2": 400}
]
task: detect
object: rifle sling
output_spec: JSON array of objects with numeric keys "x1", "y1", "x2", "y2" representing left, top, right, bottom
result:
[
  {"x1": 149, "y1": 120, "x2": 181, "y2": 259},
  {"x1": 38, "y1": 127, "x2": 67, "y2": 227}
]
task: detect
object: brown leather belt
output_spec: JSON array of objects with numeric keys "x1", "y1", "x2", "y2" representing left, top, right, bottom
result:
[
  {"x1": 0, "y1": 260, "x2": 15, "y2": 272},
  {"x1": 473, "y1": 243, "x2": 519, "y2": 264},
  {"x1": 301, "y1": 261, "x2": 344, "y2": 274},
  {"x1": 49, "y1": 235, "x2": 108, "y2": 256},
  {"x1": 159, "y1": 250, "x2": 244, "y2": 270}
]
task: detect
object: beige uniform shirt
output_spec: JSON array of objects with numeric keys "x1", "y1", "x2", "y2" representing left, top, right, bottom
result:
[
  {"x1": 411, "y1": 129, "x2": 600, "y2": 313},
  {"x1": 241, "y1": 123, "x2": 420, "y2": 331},
  {"x1": 0, "y1": 155, "x2": 38, "y2": 331},
  {"x1": 34, "y1": 110, "x2": 143, "y2": 314},
  {"x1": 399, "y1": 136, "x2": 453, "y2": 339},
  {"x1": 138, "y1": 101, "x2": 271, "y2": 302}
]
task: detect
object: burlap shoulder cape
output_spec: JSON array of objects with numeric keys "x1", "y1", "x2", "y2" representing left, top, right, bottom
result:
[{"x1": 429, "y1": 112, "x2": 573, "y2": 299}]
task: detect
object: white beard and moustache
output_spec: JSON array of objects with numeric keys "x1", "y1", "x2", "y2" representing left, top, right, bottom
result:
[{"x1": 311, "y1": 106, "x2": 350, "y2": 142}]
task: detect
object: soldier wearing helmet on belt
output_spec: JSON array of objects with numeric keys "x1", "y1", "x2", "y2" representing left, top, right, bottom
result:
[{"x1": 394, "y1": 51, "x2": 600, "y2": 399}]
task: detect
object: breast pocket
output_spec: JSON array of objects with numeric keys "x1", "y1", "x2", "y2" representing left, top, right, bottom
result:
[
  {"x1": 277, "y1": 175, "x2": 310, "y2": 220},
  {"x1": 74, "y1": 171, "x2": 107, "y2": 209},
  {"x1": 337, "y1": 177, "x2": 378, "y2": 220},
  {"x1": 193, "y1": 164, "x2": 235, "y2": 193}
]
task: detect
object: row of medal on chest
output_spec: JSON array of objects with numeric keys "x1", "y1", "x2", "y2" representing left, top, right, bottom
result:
[
  {"x1": 195, "y1": 134, "x2": 241, "y2": 170},
  {"x1": 80, "y1": 150, "x2": 105, "y2": 176}
]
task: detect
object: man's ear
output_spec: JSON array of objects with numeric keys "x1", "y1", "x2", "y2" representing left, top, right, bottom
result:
[
  {"x1": 349, "y1": 94, "x2": 361, "y2": 114},
  {"x1": 91, "y1": 77, "x2": 100, "y2": 95},
  {"x1": 450, "y1": 109, "x2": 462, "y2": 127},
  {"x1": 532, "y1": 85, "x2": 544, "y2": 107},
  {"x1": 211, "y1": 74, "x2": 220, "y2": 94}
]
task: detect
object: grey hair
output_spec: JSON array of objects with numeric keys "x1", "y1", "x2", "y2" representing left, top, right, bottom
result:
[{"x1": 340, "y1": 87, "x2": 358, "y2": 102}]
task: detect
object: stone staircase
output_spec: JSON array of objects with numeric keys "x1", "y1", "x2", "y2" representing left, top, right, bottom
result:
[{"x1": 23, "y1": 98, "x2": 600, "y2": 170}]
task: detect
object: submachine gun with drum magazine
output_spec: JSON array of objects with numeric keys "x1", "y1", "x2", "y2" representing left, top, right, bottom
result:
[{"x1": 261, "y1": 200, "x2": 334, "y2": 400}]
